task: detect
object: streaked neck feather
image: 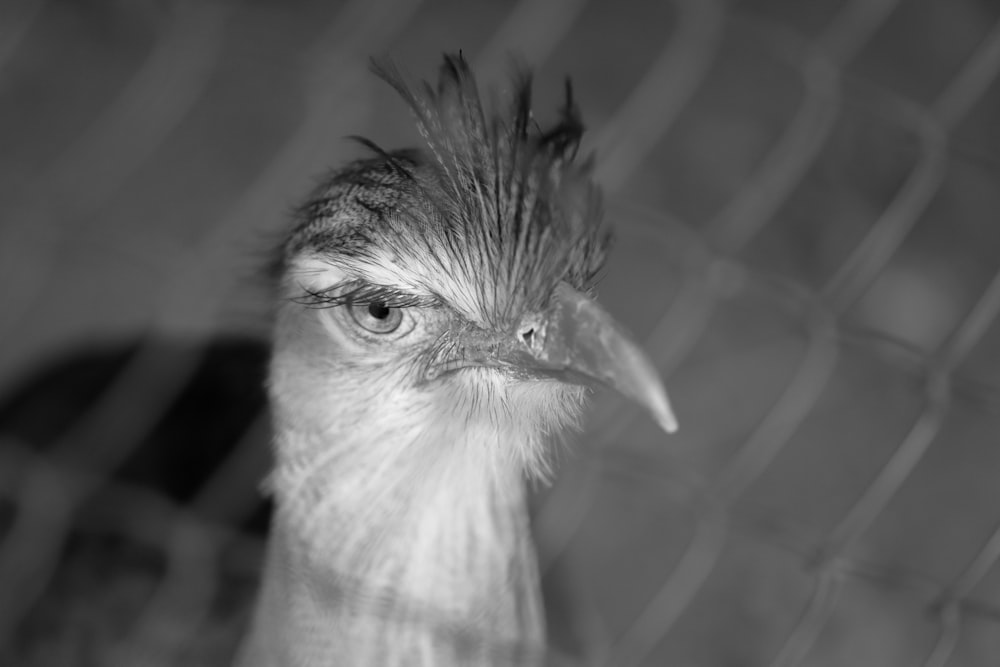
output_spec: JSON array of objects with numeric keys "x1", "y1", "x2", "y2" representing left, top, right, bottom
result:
[{"x1": 240, "y1": 418, "x2": 548, "y2": 667}]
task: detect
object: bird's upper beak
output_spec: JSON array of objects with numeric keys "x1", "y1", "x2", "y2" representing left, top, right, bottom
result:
[{"x1": 436, "y1": 282, "x2": 677, "y2": 434}]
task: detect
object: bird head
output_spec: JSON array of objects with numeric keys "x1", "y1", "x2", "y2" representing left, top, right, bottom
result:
[{"x1": 270, "y1": 54, "x2": 675, "y2": 484}]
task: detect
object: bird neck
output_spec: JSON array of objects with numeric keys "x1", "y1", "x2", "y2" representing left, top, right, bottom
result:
[{"x1": 241, "y1": 416, "x2": 548, "y2": 666}]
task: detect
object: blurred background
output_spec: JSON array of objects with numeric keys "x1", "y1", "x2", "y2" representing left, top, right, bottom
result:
[{"x1": 2, "y1": 0, "x2": 1000, "y2": 665}]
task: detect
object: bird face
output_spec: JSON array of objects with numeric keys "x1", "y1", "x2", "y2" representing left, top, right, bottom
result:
[
  {"x1": 270, "y1": 54, "x2": 674, "y2": 481},
  {"x1": 273, "y1": 258, "x2": 674, "y2": 485}
]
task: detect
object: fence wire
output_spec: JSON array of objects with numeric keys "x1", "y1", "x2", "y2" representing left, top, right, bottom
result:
[{"x1": 2, "y1": 0, "x2": 1000, "y2": 665}]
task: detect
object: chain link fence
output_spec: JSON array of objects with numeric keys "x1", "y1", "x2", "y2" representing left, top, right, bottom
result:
[{"x1": 2, "y1": 0, "x2": 999, "y2": 664}]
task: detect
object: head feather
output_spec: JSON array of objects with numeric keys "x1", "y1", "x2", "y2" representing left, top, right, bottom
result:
[{"x1": 286, "y1": 53, "x2": 610, "y2": 329}]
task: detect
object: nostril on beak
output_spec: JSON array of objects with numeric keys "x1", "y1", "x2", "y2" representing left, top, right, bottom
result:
[{"x1": 517, "y1": 317, "x2": 548, "y2": 354}]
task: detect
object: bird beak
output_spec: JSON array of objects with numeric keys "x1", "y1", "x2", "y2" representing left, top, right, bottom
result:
[
  {"x1": 519, "y1": 282, "x2": 677, "y2": 434},
  {"x1": 441, "y1": 282, "x2": 678, "y2": 434}
]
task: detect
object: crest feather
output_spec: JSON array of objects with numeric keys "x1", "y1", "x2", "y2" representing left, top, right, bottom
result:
[
  {"x1": 291, "y1": 54, "x2": 610, "y2": 327},
  {"x1": 374, "y1": 53, "x2": 609, "y2": 325}
]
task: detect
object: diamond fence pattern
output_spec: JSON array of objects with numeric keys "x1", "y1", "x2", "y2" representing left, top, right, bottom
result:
[{"x1": 1, "y1": 0, "x2": 1000, "y2": 665}]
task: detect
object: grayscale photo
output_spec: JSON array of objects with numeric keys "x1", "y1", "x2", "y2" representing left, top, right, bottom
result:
[{"x1": 1, "y1": 1, "x2": 999, "y2": 665}]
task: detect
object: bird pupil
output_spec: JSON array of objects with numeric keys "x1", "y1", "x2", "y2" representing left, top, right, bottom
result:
[{"x1": 368, "y1": 301, "x2": 390, "y2": 320}]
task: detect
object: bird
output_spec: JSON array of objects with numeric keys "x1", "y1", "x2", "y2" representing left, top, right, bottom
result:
[{"x1": 235, "y1": 53, "x2": 677, "y2": 667}]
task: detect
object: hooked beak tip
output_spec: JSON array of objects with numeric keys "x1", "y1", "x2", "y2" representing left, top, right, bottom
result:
[
  {"x1": 647, "y1": 382, "x2": 679, "y2": 434},
  {"x1": 606, "y1": 335, "x2": 678, "y2": 435}
]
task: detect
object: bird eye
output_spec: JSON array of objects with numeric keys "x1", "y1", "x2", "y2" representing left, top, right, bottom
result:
[{"x1": 348, "y1": 299, "x2": 404, "y2": 334}]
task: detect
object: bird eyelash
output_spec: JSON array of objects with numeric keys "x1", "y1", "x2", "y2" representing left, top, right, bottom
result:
[{"x1": 294, "y1": 280, "x2": 437, "y2": 309}]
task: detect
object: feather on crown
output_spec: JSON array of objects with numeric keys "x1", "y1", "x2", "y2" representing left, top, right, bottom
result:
[{"x1": 288, "y1": 53, "x2": 610, "y2": 328}]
